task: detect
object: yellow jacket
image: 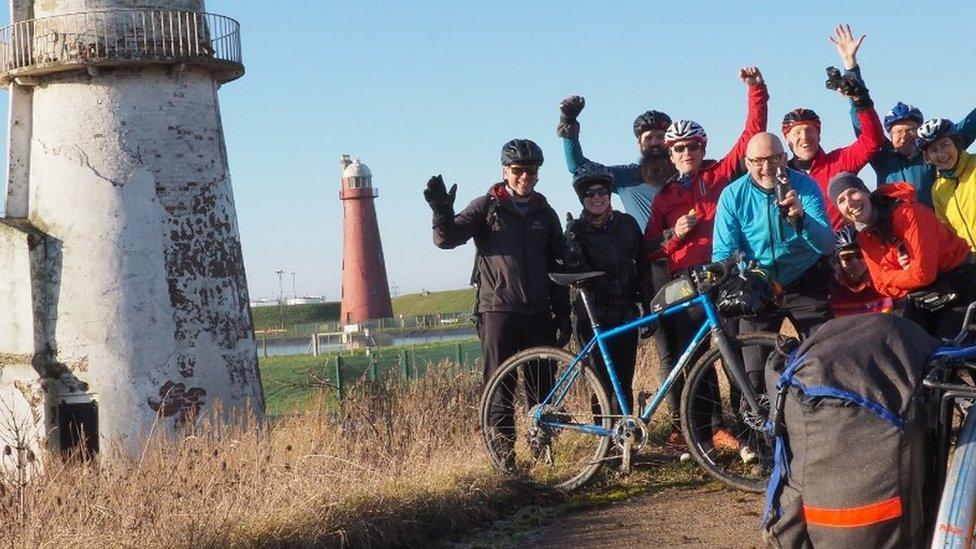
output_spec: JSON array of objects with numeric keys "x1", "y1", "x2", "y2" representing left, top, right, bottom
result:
[{"x1": 933, "y1": 151, "x2": 976, "y2": 251}]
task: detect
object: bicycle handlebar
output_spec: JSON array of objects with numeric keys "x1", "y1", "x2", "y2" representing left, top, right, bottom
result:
[{"x1": 691, "y1": 252, "x2": 743, "y2": 293}]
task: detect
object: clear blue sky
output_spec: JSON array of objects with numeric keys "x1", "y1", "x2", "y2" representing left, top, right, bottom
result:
[{"x1": 1, "y1": 1, "x2": 975, "y2": 300}]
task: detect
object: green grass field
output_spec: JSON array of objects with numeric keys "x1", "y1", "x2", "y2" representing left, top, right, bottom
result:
[
  {"x1": 251, "y1": 288, "x2": 475, "y2": 332},
  {"x1": 259, "y1": 337, "x2": 481, "y2": 416},
  {"x1": 252, "y1": 302, "x2": 341, "y2": 331}
]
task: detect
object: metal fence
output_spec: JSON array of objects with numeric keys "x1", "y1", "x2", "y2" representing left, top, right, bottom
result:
[
  {"x1": 272, "y1": 340, "x2": 482, "y2": 405},
  {"x1": 0, "y1": 9, "x2": 242, "y2": 82}
]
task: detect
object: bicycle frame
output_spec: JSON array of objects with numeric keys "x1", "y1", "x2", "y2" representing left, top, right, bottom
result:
[{"x1": 539, "y1": 285, "x2": 760, "y2": 437}]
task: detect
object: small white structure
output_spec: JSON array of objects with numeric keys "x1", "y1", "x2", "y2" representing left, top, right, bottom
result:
[{"x1": 0, "y1": 0, "x2": 264, "y2": 462}]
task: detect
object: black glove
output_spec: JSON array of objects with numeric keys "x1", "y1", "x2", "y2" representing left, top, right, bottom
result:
[
  {"x1": 564, "y1": 220, "x2": 586, "y2": 271},
  {"x1": 560, "y1": 95, "x2": 585, "y2": 119},
  {"x1": 554, "y1": 315, "x2": 572, "y2": 348},
  {"x1": 557, "y1": 95, "x2": 585, "y2": 138},
  {"x1": 423, "y1": 175, "x2": 457, "y2": 218},
  {"x1": 840, "y1": 74, "x2": 873, "y2": 110}
]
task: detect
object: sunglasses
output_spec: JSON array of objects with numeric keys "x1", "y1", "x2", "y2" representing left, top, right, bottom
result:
[
  {"x1": 671, "y1": 142, "x2": 702, "y2": 154},
  {"x1": 509, "y1": 166, "x2": 539, "y2": 176},
  {"x1": 583, "y1": 187, "x2": 610, "y2": 199}
]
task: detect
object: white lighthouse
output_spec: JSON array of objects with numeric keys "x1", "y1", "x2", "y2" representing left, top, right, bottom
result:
[{"x1": 0, "y1": 0, "x2": 264, "y2": 461}]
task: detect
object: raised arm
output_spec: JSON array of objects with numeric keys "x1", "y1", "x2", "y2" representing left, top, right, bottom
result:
[
  {"x1": 424, "y1": 176, "x2": 488, "y2": 249},
  {"x1": 954, "y1": 103, "x2": 976, "y2": 150},
  {"x1": 827, "y1": 25, "x2": 883, "y2": 172},
  {"x1": 558, "y1": 95, "x2": 592, "y2": 175},
  {"x1": 709, "y1": 67, "x2": 769, "y2": 186}
]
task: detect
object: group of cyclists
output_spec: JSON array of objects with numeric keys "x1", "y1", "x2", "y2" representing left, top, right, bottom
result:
[{"x1": 425, "y1": 24, "x2": 976, "y2": 457}]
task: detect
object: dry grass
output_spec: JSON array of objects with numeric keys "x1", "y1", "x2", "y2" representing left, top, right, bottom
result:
[
  {"x1": 0, "y1": 366, "x2": 533, "y2": 548},
  {"x1": 0, "y1": 335, "x2": 710, "y2": 548}
]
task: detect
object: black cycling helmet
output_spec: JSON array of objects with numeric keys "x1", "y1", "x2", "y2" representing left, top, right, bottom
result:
[
  {"x1": 633, "y1": 110, "x2": 672, "y2": 137},
  {"x1": 572, "y1": 163, "x2": 614, "y2": 203},
  {"x1": 916, "y1": 118, "x2": 957, "y2": 150},
  {"x1": 781, "y1": 108, "x2": 822, "y2": 135},
  {"x1": 834, "y1": 225, "x2": 859, "y2": 253},
  {"x1": 500, "y1": 139, "x2": 544, "y2": 166},
  {"x1": 717, "y1": 268, "x2": 783, "y2": 317}
]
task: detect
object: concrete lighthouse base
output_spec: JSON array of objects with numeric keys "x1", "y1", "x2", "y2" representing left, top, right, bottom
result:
[{"x1": 0, "y1": 58, "x2": 263, "y2": 461}]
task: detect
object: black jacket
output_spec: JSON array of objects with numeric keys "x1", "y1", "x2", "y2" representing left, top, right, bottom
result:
[
  {"x1": 433, "y1": 182, "x2": 570, "y2": 317},
  {"x1": 566, "y1": 210, "x2": 652, "y2": 322}
]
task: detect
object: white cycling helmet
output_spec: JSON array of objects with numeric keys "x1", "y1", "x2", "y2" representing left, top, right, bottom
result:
[{"x1": 665, "y1": 120, "x2": 708, "y2": 147}]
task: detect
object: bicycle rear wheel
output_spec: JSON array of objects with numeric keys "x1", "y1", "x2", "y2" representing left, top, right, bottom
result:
[
  {"x1": 679, "y1": 331, "x2": 779, "y2": 493},
  {"x1": 480, "y1": 346, "x2": 612, "y2": 491}
]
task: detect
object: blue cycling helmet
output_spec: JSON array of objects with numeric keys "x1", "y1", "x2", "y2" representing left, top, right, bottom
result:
[
  {"x1": 883, "y1": 102, "x2": 924, "y2": 132},
  {"x1": 834, "y1": 225, "x2": 859, "y2": 252},
  {"x1": 916, "y1": 118, "x2": 957, "y2": 150}
]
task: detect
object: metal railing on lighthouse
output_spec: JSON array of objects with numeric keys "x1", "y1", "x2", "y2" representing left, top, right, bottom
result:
[{"x1": 0, "y1": 9, "x2": 244, "y2": 84}]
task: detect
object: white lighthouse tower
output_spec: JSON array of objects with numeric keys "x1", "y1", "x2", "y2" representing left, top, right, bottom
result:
[{"x1": 0, "y1": 0, "x2": 264, "y2": 460}]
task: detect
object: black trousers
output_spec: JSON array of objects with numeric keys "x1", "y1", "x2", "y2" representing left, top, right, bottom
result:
[
  {"x1": 904, "y1": 262, "x2": 976, "y2": 340},
  {"x1": 574, "y1": 306, "x2": 639, "y2": 413},
  {"x1": 478, "y1": 311, "x2": 556, "y2": 439},
  {"x1": 650, "y1": 260, "x2": 679, "y2": 415},
  {"x1": 740, "y1": 258, "x2": 834, "y2": 384}
]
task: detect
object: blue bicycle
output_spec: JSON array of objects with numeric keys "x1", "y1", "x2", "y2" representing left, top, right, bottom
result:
[{"x1": 479, "y1": 256, "x2": 781, "y2": 492}]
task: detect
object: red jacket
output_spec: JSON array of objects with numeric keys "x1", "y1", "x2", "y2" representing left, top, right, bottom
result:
[
  {"x1": 858, "y1": 183, "x2": 972, "y2": 299},
  {"x1": 645, "y1": 83, "x2": 769, "y2": 273},
  {"x1": 790, "y1": 107, "x2": 884, "y2": 230}
]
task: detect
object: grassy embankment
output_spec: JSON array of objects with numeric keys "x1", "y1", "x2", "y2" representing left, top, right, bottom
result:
[
  {"x1": 0, "y1": 341, "x2": 712, "y2": 547},
  {"x1": 251, "y1": 288, "x2": 476, "y2": 332}
]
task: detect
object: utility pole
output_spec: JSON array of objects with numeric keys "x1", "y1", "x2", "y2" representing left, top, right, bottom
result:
[
  {"x1": 275, "y1": 269, "x2": 285, "y2": 329},
  {"x1": 290, "y1": 271, "x2": 297, "y2": 299}
]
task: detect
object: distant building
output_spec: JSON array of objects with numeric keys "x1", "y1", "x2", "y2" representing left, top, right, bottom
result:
[
  {"x1": 285, "y1": 296, "x2": 325, "y2": 305},
  {"x1": 338, "y1": 155, "x2": 393, "y2": 325}
]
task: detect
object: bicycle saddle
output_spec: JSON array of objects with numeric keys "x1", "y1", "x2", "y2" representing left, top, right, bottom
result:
[{"x1": 549, "y1": 271, "x2": 605, "y2": 286}]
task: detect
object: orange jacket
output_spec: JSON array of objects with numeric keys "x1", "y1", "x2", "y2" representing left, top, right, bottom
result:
[{"x1": 857, "y1": 183, "x2": 972, "y2": 299}]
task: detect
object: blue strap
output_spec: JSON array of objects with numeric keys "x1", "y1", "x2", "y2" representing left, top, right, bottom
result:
[
  {"x1": 799, "y1": 385, "x2": 905, "y2": 432},
  {"x1": 762, "y1": 349, "x2": 804, "y2": 527}
]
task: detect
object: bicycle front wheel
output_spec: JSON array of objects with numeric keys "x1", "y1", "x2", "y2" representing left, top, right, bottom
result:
[
  {"x1": 679, "y1": 331, "x2": 779, "y2": 493},
  {"x1": 932, "y1": 407, "x2": 976, "y2": 548},
  {"x1": 480, "y1": 346, "x2": 612, "y2": 492}
]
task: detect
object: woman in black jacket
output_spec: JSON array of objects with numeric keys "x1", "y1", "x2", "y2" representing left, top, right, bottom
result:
[{"x1": 565, "y1": 163, "x2": 652, "y2": 412}]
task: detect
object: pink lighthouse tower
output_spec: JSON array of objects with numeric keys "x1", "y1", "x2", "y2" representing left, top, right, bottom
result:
[{"x1": 339, "y1": 155, "x2": 393, "y2": 325}]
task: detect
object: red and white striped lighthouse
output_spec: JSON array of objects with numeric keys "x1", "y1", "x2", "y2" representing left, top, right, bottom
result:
[{"x1": 339, "y1": 155, "x2": 393, "y2": 325}]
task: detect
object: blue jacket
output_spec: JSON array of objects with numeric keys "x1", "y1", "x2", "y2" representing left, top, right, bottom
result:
[
  {"x1": 562, "y1": 136, "x2": 657, "y2": 230},
  {"x1": 847, "y1": 66, "x2": 976, "y2": 208},
  {"x1": 712, "y1": 169, "x2": 835, "y2": 286}
]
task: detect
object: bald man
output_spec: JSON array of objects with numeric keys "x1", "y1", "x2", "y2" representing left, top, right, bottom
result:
[{"x1": 712, "y1": 133, "x2": 835, "y2": 388}]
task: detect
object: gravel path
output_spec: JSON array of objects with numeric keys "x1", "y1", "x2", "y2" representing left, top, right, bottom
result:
[{"x1": 523, "y1": 485, "x2": 765, "y2": 548}]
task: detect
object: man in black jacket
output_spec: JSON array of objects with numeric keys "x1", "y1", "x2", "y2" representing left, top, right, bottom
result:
[{"x1": 425, "y1": 139, "x2": 571, "y2": 449}]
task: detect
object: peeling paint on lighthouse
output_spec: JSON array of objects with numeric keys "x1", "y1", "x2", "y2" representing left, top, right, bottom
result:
[{"x1": 0, "y1": 0, "x2": 264, "y2": 462}]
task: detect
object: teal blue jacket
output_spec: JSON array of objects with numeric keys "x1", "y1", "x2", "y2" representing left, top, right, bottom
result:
[
  {"x1": 847, "y1": 66, "x2": 976, "y2": 207},
  {"x1": 712, "y1": 169, "x2": 834, "y2": 286}
]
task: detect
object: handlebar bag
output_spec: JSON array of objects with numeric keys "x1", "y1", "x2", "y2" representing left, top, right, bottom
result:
[{"x1": 762, "y1": 314, "x2": 940, "y2": 548}]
